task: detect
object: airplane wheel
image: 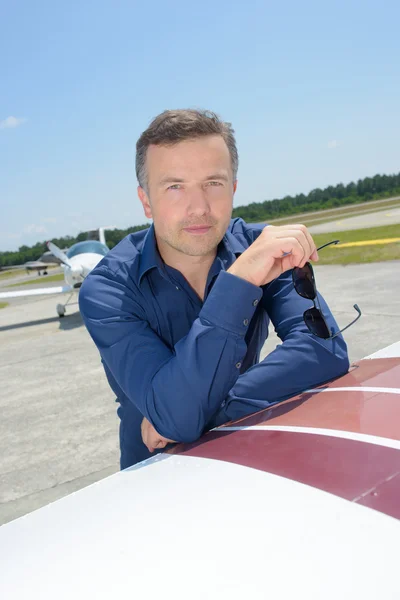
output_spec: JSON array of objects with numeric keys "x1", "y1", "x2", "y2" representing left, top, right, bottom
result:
[{"x1": 57, "y1": 303, "x2": 66, "y2": 318}]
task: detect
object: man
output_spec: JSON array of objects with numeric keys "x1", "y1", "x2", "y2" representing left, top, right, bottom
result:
[{"x1": 79, "y1": 109, "x2": 349, "y2": 469}]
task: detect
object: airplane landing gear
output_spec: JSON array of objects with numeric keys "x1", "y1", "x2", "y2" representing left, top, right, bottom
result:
[
  {"x1": 57, "y1": 303, "x2": 66, "y2": 318},
  {"x1": 57, "y1": 292, "x2": 76, "y2": 318}
]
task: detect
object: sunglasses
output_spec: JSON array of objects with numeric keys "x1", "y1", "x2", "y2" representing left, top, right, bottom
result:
[{"x1": 292, "y1": 240, "x2": 361, "y2": 339}]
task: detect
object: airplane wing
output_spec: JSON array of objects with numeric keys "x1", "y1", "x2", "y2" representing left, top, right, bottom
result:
[
  {"x1": 0, "y1": 341, "x2": 399, "y2": 599},
  {"x1": 0, "y1": 285, "x2": 73, "y2": 299}
]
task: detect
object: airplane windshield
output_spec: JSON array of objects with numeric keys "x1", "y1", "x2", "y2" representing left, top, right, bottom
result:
[{"x1": 66, "y1": 241, "x2": 109, "y2": 258}]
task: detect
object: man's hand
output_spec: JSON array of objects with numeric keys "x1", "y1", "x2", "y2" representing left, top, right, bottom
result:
[
  {"x1": 227, "y1": 224, "x2": 319, "y2": 287},
  {"x1": 141, "y1": 417, "x2": 176, "y2": 453}
]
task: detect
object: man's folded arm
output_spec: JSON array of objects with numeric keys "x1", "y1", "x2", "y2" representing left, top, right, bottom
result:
[
  {"x1": 212, "y1": 270, "x2": 350, "y2": 425},
  {"x1": 79, "y1": 266, "x2": 262, "y2": 442}
]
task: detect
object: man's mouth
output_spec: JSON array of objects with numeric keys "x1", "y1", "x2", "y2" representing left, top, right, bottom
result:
[{"x1": 183, "y1": 226, "x2": 212, "y2": 234}]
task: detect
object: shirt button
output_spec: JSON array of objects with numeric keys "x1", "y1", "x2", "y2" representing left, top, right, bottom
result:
[
  {"x1": 176, "y1": 286, "x2": 180, "y2": 290},
  {"x1": 243, "y1": 318, "x2": 249, "y2": 326},
  {"x1": 253, "y1": 299, "x2": 259, "y2": 306},
  {"x1": 236, "y1": 362, "x2": 242, "y2": 369}
]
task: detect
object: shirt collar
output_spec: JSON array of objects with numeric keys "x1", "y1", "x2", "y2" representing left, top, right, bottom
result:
[
  {"x1": 138, "y1": 224, "x2": 164, "y2": 284},
  {"x1": 222, "y1": 227, "x2": 247, "y2": 257},
  {"x1": 138, "y1": 221, "x2": 246, "y2": 284}
]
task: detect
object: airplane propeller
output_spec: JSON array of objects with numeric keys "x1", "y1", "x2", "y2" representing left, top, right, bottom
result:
[
  {"x1": 47, "y1": 241, "x2": 84, "y2": 279},
  {"x1": 46, "y1": 242, "x2": 73, "y2": 268}
]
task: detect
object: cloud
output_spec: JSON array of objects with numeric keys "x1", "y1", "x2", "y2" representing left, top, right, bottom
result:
[
  {"x1": 327, "y1": 140, "x2": 340, "y2": 149},
  {"x1": 0, "y1": 116, "x2": 27, "y2": 130},
  {"x1": 43, "y1": 217, "x2": 57, "y2": 224},
  {"x1": 23, "y1": 224, "x2": 48, "y2": 234}
]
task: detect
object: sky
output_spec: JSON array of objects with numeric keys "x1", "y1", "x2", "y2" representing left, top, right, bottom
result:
[{"x1": 1, "y1": 0, "x2": 399, "y2": 251}]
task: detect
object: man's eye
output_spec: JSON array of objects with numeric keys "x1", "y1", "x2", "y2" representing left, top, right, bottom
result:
[
  {"x1": 167, "y1": 184, "x2": 182, "y2": 190},
  {"x1": 207, "y1": 181, "x2": 222, "y2": 186}
]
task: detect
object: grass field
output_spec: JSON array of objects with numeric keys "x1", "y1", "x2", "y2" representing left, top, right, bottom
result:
[
  {"x1": 7, "y1": 272, "x2": 65, "y2": 287},
  {"x1": 0, "y1": 302, "x2": 9, "y2": 309},
  {"x1": 0, "y1": 269, "x2": 25, "y2": 281},
  {"x1": 313, "y1": 224, "x2": 400, "y2": 265},
  {"x1": 0, "y1": 265, "x2": 59, "y2": 281}
]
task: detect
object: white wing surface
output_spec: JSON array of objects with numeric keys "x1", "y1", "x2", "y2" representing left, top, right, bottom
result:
[{"x1": 0, "y1": 285, "x2": 73, "y2": 299}]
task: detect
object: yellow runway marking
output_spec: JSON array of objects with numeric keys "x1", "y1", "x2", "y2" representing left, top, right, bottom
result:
[{"x1": 334, "y1": 238, "x2": 400, "y2": 248}]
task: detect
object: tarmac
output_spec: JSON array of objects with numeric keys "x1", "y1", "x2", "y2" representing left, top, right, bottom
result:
[
  {"x1": 1, "y1": 221, "x2": 400, "y2": 526},
  {"x1": 0, "y1": 290, "x2": 119, "y2": 526},
  {"x1": 308, "y1": 206, "x2": 400, "y2": 234}
]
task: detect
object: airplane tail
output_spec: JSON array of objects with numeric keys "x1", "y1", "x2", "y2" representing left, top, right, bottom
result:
[
  {"x1": 86, "y1": 226, "x2": 116, "y2": 246},
  {"x1": 98, "y1": 226, "x2": 116, "y2": 247},
  {"x1": 99, "y1": 227, "x2": 106, "y2": 246}
]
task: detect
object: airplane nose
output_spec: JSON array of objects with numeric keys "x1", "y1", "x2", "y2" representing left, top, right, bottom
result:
[{"x1": 70, "y1": 265, "x2": 83, "y2": 277}]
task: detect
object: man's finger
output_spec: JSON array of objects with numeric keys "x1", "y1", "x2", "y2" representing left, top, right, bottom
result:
[
  {"x1": 141, "y1": 416, "x2": 177, "y2": 453},
  {"x1": 278, "y1": 224, "x2": 317, "y2": 267},
  {"x1": 272, "y1": 236, "x2": 307, "y2": 268},
  {"x1": 299, "y1": 225, "x2": 318, "y2": 264},
  {"x1": 145, "y1": 439, "x2": 167, "y2": 453},
  {"x1": 295, "y1": 225, "x2": 318, "y2": 265},
  {"x1": 155, "y1": 439, "x2": 168, "y2": 449}
]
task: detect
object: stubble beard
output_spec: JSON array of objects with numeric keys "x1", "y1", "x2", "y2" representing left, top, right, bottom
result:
[{"x1": 160, "y1": 222, "x2": 227, "y2": 257}]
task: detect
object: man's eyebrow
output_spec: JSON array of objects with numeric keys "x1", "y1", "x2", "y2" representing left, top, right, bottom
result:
[
  {"x1": 158, "y1": 173, "x2": 229, "y2": 185},
  {"x1": 204, "y1": 173, "x2": 229, "y2": 181},
  {"x1": 158, "y1": 176, "x2": 185, "y2": 185}
]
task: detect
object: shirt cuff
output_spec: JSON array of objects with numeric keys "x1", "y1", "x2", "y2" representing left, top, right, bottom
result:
[{"x1": 199, "y1": 270, "x2": 263, "y2": 336}]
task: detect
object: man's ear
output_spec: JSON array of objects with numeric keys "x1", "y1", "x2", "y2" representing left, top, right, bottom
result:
[
  {"x1": 233, "y1": 180, "x2": 238, "y2": 194},
  {"x1": 138, "y1": 186, "x2": 152, "y2": 219}
]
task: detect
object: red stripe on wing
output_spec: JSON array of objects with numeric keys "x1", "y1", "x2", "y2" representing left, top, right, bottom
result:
[{"x1": 177, "y1": 429, "x2": 400, "y2": 520}]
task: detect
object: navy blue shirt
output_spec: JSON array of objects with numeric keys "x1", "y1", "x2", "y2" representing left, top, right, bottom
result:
[{"x1": 79, "y1": 218, "x2": 349, "y2": 469}]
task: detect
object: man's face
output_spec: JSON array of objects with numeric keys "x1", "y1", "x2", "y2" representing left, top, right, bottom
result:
[{"x1": 138, "y1": 135, "x2": 236, "y2": 257}]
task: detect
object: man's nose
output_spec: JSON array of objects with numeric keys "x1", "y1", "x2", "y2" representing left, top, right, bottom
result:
[{"x1": 186, "y1": 186, "x2": 211, "y2": 216}]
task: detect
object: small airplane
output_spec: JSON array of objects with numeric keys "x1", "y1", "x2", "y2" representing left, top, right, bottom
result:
[
  {"x1": 24, "y1": 261, "x2": 49, "y2": 275},
  {"x1": 23, "y1": 260, "x2": 53, "y2": 275},
  {"x1": 0, "y1": 254, "x2": 60, "y2": 275},
  {"x1": 2, "y1": 260, "x2": 53, "y2": 275},
  {"x1": 0, "y1": 227, "x2": 114, "y2": 317},
  {"x1": 23, "y1": 248, "x2": 68, "y2": 274}
]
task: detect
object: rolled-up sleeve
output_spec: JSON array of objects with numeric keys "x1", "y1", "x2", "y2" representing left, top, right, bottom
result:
[{"x1": 79, "y1": 266, "x2": 262, "y2": 442}]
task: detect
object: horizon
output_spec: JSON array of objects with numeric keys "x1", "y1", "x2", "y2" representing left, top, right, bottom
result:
[{"x1": 1, "y1": 167, "x2": 397, "y2": 254}]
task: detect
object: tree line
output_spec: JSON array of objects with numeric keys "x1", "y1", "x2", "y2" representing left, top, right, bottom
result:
[
  {"x1": 232, "y1": 172, "x2": 400, "y2": 221},
  {"x1": 1, "y1": 171, "x2": 399, "y2": 268}
]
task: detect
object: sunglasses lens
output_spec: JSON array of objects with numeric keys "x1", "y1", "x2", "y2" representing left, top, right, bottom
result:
[
  {"x1": 293, "y1": 263, "x2": 316, "y2": 299},
  {"x1": 304, "y1": 307, "x2": 331, "y2": 338}
]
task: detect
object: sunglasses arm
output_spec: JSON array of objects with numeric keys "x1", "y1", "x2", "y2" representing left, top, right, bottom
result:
[
  {"x1": 316, "y1": 240, "x2": 340, "y2": 252},
  {"x1": 330, "y1": 304, "x2": 362, "y2": 339}
]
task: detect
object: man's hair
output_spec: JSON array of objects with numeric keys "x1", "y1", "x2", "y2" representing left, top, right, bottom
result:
[{"x1": 135, "y1": 109, "x2": 238, "y2": 190}]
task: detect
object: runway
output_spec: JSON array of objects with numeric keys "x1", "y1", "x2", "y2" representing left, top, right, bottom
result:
[
  {"x1": 0, "y1": 293, "x2": 118, "y2": 526},
  {"x1": 1, "y1": 259, "x2": 400, "y2": 525},
  {"x1": 308, "y1": 206, "x2": 400, "y2": 234},
  {"x1": 0, "y1": 268, "x2": 64, "y2": 306}
]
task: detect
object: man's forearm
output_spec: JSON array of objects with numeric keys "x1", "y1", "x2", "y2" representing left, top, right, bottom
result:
[{"x1": 209, "y1": 329, "x2": 350, "y2": 428}]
